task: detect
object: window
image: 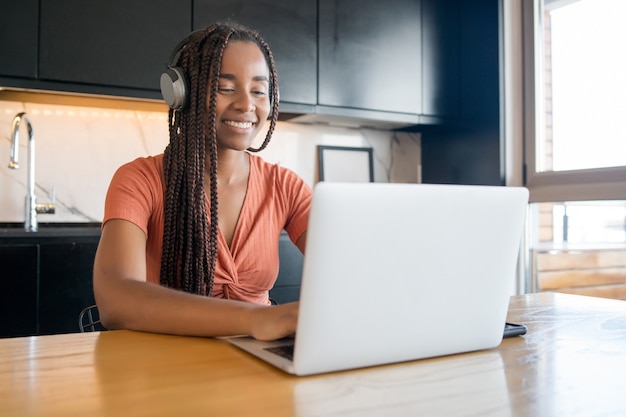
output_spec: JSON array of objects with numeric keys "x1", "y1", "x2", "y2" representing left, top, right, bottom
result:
[
  {"x1": 538, "y1": 0, "x2": 626, "y2": 174},
  {"x1": 525, "y1": 0, "x2": 626, "y2": 202},
  {"x1": 521, "y1": 0, "x2": 626, "y2": 300}
]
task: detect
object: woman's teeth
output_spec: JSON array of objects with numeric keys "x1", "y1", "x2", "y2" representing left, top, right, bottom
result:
[{"x1": 224, "y1": 120, "x2": 253, "y2": 128}]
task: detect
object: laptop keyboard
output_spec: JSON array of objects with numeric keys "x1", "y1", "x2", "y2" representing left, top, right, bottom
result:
[
  {"x1": 261, "y1": 323, "x2": 524, "y2": 362},
  {"x1": 264, "y1": 344, "x2": 295, "y2": 361}
]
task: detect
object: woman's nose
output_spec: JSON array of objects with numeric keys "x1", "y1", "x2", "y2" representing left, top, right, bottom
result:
[{"x1": 233, "y1": 92, "x2": 255, "y2": 112}]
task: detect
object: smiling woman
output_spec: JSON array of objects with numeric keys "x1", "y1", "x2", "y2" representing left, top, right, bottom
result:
[
  {"x1": 92, "y1": 22, "x2": 312, "y2": 341},
  {"x1": 213, "y1": 41, "x2": 273, "y2": 156}
]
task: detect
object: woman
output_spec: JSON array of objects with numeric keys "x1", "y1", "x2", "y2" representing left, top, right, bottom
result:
[{"x1": 93, "y1": 22, "x2": 311, "y2": 341}]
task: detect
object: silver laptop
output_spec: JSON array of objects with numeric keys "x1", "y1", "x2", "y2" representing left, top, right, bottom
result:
[{"x1": 227, "y1": 182, "x2": 529, "y2": 376}]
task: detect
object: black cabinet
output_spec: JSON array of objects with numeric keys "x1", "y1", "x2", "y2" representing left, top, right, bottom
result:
[
  {"x1": 193, "y1": 0, "x2": 317, "y2": 106},
  {"x1": 318, "y1": 0, "x2": 422, "y2": 115},
  {"x1": 0, "y1": 244, "x2": 39, "y2": 338},
  {"x1": 458, "y1": 0, "x2": 500, "y2": 124},
  {"x1": 421, "y1": 0, "x2": 460, "y2": 120},
  {"x1": 0, "y1": 232, "x2": 100, "y2": 338},
  {"x1": 421, "y1": 0, "x2": 500, "y2": 125},
  {"x1": 0, "y1": 0, "x2": 500, "y2": 133},
  {"x1": 0, "y1": 0, "x2": 39, "y2": 79},
  {"x1": 420, "y1": 0, "x2": 502, "y2": 186},
  {"x1": 38, "y1": 0, "x2": 191, "y2": 95},
  {"x1": 38, "y1": 240, "x2": 99, "y2": 335}
]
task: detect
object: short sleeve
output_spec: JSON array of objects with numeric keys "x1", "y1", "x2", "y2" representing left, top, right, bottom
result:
[
  {"x1": 103, "y1": 155, "x2": 164, "y2": 237},
  {"x1": 277, "y1": 166, "x2": 312, "y2": 244}
]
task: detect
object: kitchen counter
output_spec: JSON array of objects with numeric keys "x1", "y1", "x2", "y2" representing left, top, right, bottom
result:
[{"x1": 0, "y1": 222, "x2": 101, "y2": 240}]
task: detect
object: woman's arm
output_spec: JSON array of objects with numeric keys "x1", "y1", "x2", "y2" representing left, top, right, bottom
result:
[
  {"x1": 93, "y1": 219, "x2": 297, "y2": 341},
  {"x1": 295, "y1": 230, "x2": 307, "y2": 254}
]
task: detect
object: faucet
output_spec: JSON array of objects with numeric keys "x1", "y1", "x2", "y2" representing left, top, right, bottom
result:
[{"x1": 8, "y1": 112, "x2": 55, "y2": 232}]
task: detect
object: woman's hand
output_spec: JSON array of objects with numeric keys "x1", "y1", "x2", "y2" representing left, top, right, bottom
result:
[{"x1": 247, "y1": 302, "x2": 299, "y2": 341}]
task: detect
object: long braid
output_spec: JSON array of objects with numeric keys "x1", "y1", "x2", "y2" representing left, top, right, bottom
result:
[
  {"x1": 161, "y1": 28, "x2": 213, "y2": 294},
  {"x1": 203, "y1": 29, "x2": 232, "y2": 296},
  {"x1": 185, "y1": 33, "x2": 208, "y2": 294},
  {"x1": 247, "y1": 34, "x2": 279, "y2": 152},
  {"x1": 160, "y1": 22, "x2": 278, "y2": 296}
]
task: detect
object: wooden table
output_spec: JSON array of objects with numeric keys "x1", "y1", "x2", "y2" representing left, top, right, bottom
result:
[{"x1": 1, "y1": 292, "x2": 625, "y2": 417}]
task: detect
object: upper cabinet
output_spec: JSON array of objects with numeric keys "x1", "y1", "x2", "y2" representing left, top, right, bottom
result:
[
  {"x1": 0, "y1": 0, "x2": 39, "y2": 79},
  {"x1": 420, "y1": 0, "x2": 502, "y2": 186},
  {"x1": 420, "y1": 0, "x2": 499, "y2": 125},
  {"x1": 0, "y1": 0, "x2": 499, "y2": 129},
  {"x1": 318, "y1": 0, "x2": 422, "y2": 115},
  {"x1": 421, "y1": 0, "x2": 460, "y2": 120},
  {"x1": 38, "y1": 0, "x2": 191, "y2": 95},
  {"x1": 457, "y1": 0, "x2": 500, "y2": 124},
  {"x1": 194, "y1": 0, "x2": 317, "y2": 107}
]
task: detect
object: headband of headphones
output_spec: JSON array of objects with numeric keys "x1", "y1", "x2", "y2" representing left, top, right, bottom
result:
[{"x1": 159, "y1": 28, "x2": 278, "y2": 114}]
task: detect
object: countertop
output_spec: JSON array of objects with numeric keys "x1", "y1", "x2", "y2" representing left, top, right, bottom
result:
[
  {"x1": 0, "y1": 222, "x2": 102, "y2": 239},
  {"x1": 2, "y1": 293, "x2": 626, "y2": 417}
]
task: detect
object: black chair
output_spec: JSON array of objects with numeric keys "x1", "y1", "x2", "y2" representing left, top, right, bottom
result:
[
  {"x1": 78, "y1": 304, "x2": 106, "y2": 332},
  {"x1": 269, "y1": 231, "x2": 304, "y2": 304}
]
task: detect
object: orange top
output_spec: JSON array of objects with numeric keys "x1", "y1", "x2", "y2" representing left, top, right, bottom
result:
[{"x1": 103, "y1": 153, "x2": 311, "y2": 305}]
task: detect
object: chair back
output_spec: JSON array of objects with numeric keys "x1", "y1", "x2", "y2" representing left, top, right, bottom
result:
[{"x1": 78, "y1": 305, "x2": 106, "y2": 332}]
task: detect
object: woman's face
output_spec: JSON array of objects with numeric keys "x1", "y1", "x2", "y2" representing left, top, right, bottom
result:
[{"x1": 210, "y1": 40, "x2": 271, "y2": 151}]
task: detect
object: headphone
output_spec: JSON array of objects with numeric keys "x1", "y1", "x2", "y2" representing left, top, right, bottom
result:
[
  {"x1": 160, "y1": 30, "x2": 201, "y2": 111},
  {"x1": 160, "y1": 29, "x2": 278, "y2": 116}
]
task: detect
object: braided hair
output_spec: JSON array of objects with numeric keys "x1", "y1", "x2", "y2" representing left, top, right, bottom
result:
[{"x1": 160, "y1": 22, "x2": 280, "y2": 295}]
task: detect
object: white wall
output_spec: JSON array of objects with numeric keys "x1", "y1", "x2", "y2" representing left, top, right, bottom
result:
[{"x1": 0, "y1": 97, "x2": 421, "y2": 224}]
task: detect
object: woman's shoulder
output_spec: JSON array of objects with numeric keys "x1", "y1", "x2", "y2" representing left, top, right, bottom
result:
[
  {"x1": 110, "y1": 154, "x2": 165, "y2": 193},
  {"x1": 117, "y1": 154, "x2": 164, "y2": 174},
  {"x1": 114, "y1": 154, "x2": 164, "y2": 182}
]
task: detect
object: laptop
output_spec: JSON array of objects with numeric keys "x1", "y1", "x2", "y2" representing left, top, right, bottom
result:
[{"x1": 227, "y1": 182, "x2": 529, "y2": 376}]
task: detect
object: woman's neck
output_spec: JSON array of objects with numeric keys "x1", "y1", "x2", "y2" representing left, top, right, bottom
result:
[{"x1": 209, "y1": 149, "x2": 250, "y2": 186}]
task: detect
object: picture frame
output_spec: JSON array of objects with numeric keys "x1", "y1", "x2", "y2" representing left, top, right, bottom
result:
[{"x1": 317, "y1": 145, "x2": 374, "y2": 183}]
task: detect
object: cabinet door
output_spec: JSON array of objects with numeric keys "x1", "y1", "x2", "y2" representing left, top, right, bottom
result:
[
  {"x1": 422, "y1": 0, "x2": 460, "y2": 119},
  {"x1": 193, "y1": 0, "x2": 317, "y2": 106},
  {"x1": 458, "y1": 0, "x2": 499, "y2": 124},
  {"x1": 38, "y1": 239, "x2": 99, "y2": 335},
  {"x1": 318, "y1": 0, "x2": 422, "y2": 115},
  {"x1": 39, "y1": 0, "x2": 191, "y2": 92},
  {"x1": 0, "y1": 0, "x2": 38, "y2": 78},
  {"x1": 420, "y1": 0, "x2": 501, "y2": 186},
  {"x1": 0, "y1": 244, "x2": 39, "y2": 337}
]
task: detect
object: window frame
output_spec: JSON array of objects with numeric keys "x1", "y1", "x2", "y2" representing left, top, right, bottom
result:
[{"x1": 522, "y1": 0, "x2": 626, "y2": 203}]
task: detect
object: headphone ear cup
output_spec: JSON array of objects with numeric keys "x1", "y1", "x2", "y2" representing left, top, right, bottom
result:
[{"x1": 160, "y1": 67, "x2": 188, "y2": 110}]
